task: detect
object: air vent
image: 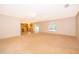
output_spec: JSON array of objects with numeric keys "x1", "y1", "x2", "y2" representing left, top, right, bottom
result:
[{"x1": 64, "y1": 4, "x2": 69, "y2": 8}]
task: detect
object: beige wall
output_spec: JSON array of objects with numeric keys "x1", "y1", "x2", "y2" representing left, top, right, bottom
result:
[
  {"x1": 76, "y1": 12, "x2": 79, "y2": 40},
  {"x1": 0, "y1": 14, "x2": 20, "y2": 39},
  {"x1": 34, "y1": 17, "x2": 76, "y2": 36}
]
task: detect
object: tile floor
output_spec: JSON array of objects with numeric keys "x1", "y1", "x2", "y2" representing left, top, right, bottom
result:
[{"x1": 0, "y1": 33, "x2": 79, "y2": 54}]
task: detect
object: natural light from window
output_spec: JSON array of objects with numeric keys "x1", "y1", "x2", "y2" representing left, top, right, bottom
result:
[{"x1": 48, "y1": 23, "x2": 56, "y2": 32}]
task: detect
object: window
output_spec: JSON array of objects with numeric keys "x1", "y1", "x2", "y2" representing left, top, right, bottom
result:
[{"x1": 48, "y1": 23, "x2": 56, "y2": 32}]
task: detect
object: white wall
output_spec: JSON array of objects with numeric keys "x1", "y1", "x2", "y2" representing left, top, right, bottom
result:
[
  {"x1": 34, "y1": 17, "x2": 76, "y2": 36},
  {"x1": 0, "y1": 14, "x2": 20, "y2": 39}
]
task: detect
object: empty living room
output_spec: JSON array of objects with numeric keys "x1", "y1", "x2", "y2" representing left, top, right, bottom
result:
[{"x1": 0, "y1": 4, "x2": 79, "y2": 54}]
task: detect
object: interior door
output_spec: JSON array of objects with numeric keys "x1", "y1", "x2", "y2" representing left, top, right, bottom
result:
[{"x1": 76, "y1": 12, "x2": 79, "y2": 40}]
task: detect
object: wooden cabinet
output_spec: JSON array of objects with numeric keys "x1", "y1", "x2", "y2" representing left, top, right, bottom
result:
[
  {"x1": 21, "y1": 23, "x2": 28, "y2": 33},
  {"x1": 21, "y1": 23, "x2": 33, "y2": 34}
]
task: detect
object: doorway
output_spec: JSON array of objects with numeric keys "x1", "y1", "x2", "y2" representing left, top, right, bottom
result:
[
  {"x1": 33, "y1": 24, "x2": 40, "y2": 33},
  {"x1": 20, "y1": 23, "x2": 40, "y2": 35},
  {"x1": 21, "y1": 23, "x2": 33, "y2": 35},
  {"x1": 21, "y1": 23, "x2": 28, "y2": 34}
]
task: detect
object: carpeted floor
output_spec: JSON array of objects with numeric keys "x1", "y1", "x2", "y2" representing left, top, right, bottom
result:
[{"x1": 0, "y1": 33, "x2": 79, "y2": 54}]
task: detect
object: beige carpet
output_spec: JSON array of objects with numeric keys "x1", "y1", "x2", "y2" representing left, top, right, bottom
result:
[{"x1": 0, "y1": 33, "x2": 79, "y2": 54}]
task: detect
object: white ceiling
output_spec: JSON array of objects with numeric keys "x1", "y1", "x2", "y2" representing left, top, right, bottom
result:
[{"x1": 0, "y1": 4, "x2": 79, "y2": 22}]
